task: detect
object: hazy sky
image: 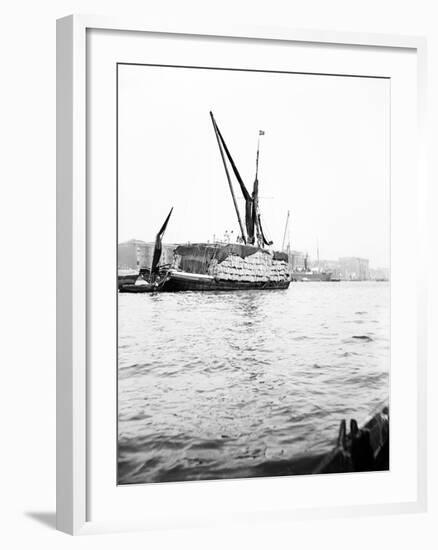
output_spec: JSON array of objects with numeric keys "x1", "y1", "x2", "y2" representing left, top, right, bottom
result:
[{"x1": 118, "y1": 64, "x2": 389, "y2": 268}]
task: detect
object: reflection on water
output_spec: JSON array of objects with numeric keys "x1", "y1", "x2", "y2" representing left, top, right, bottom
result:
[{"x1": 118, "y1": 282, "x2": 389, "y2": 484}]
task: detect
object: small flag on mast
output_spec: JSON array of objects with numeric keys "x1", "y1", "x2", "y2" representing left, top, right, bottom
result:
[{"x1": 259, "y1": 130, "x2": 265, "y2": 136}]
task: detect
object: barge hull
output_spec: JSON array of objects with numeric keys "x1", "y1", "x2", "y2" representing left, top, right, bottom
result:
[{"x1": 160, "y1": 272, "x2": 290, "y2": 292}]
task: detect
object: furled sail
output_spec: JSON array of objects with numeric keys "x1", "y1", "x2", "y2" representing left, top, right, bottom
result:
[
  {"x1": 251, "y1": 130, "x2": 272, "y2": 246},
  {"x1": 252, "y1": 176, "x2": 272, "y2": 246},
  {"x1": 151, "y1": 207, "x2": 173, "y2": 278}
]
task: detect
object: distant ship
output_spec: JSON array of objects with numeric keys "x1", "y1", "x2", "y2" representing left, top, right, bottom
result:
[
  {"x1": 120, "y1": 112, "x2": 290, "y2": 293},
  {"x1": 291, "y1": 254, "x2": 333, "y2": 282},
  {"x1": 284, "y1": 223, "x2": 333, "y2": 282},
  {"x1": 291, "y1": 271, "x2": 333, "y2": 282}
]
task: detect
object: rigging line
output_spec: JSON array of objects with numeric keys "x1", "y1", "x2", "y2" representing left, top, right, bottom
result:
[
  {"x1": 282, "y1": 210, "x2": 290, "y2": 251},
  {"x1": 213, "y1": 114, "x2": 256, "y2": 245},
  {"x1": 260, "y1": 214, "x2": 273, "y2": 244},
  {"x1": 213, "y1": 115, "x2": 251, "y2": 201},
  {"x1": 209, "y1": 112, "x2": 247, "y2": 243}
]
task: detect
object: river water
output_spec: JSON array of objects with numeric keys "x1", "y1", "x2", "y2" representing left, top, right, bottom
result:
[{"x1": 118, "y1": 282, "x2": 389, "y2": 484}]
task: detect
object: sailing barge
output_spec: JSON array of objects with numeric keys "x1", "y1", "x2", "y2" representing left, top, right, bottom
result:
[{"x1": 120, "y1": 112, "x2": 290, "y2": 293}]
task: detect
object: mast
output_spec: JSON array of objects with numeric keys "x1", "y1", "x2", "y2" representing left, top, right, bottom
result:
[
  {"x1": 281, "y1": 210, "x2": 290, "y2": 251},
  {"x1": 151, "y1": 207, "x2": 173, "y2": 279},
  {"x1": 317, "y1": 238, "x2": 320, "y2": 272},
  {"x1": 209, "y1": 112, "x2": 247, "y2": 243},
  {"x1": 252, "y1": 130, "x2": 272, "y2": 247},
  {"x1": 253, "y1": 132, "x2": 261, "y2": 246},
  {"x1": 255, "y1": 132, "x2": 261, "y2": 181}
]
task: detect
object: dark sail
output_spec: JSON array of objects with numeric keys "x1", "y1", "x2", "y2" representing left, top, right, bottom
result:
[
  {"x1": 211, "y1": 114, "x2": 255, "y2": 244},
  {"x1": 252, "y1": 176, "x2": 259, "y2": 244},
  {"x1": 252, "y1": 176, "x2": 272, "y2": 246},
  {"x1": 151, "y1": 207, "x2": 173, "y2": 277}
]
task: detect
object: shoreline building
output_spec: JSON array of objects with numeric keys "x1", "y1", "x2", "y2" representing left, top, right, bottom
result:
[
  {"x1": 288, "y1": 250, "x2": 306, "y2": 271},
  {"x1": 338, "y1": 257, "x2": 370, "y2": 281},
  {"x1": 369, "y1": 267, "x2": 390, "y2": 281}
]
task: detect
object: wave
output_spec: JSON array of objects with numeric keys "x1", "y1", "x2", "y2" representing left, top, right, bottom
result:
[{"x1": 352, "y1": 335, "x2": 374, "y2": 342}]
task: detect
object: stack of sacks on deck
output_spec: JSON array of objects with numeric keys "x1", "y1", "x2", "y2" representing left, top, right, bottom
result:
[
  {"x1": 173, "y1": 243, "x2": 289, "y2": 282},
  {"x1": 208, "y1": 251, "x2": 288, "y2": 282}
]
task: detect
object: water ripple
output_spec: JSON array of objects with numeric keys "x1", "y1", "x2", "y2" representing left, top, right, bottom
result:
[{"x1": 118, "y1": 281, "x2": 389, "y2": 484}]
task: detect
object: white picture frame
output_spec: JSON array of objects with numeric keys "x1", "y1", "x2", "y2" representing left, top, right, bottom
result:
[{"x1": 56, "y1": 14, "x2": 427, "y2": 535}]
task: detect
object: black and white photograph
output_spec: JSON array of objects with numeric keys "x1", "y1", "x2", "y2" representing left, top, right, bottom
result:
[
  {"x1": 1, "y1": 0, "x2": 434, "y2": 542},
  {"x1": 117, "y1": 63, "x2": 390, "y2": 485}
]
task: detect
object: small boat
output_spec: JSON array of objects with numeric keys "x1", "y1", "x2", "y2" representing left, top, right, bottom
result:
[
  {"x1": 117, "y1": 268, "x2": 140, "y2": 289},
  {"x1": 119, "y1": 208, "x2": 174, "y2": 292},
  {"x1": 118, "y1": 280, "x2": 158, "y2": 293},
  {"x1": 313, "y1": 403, "x2": 389, "y2": 474},
  {"x1": 243, "y1": 403, "x2": 389, "y2": 478}
]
